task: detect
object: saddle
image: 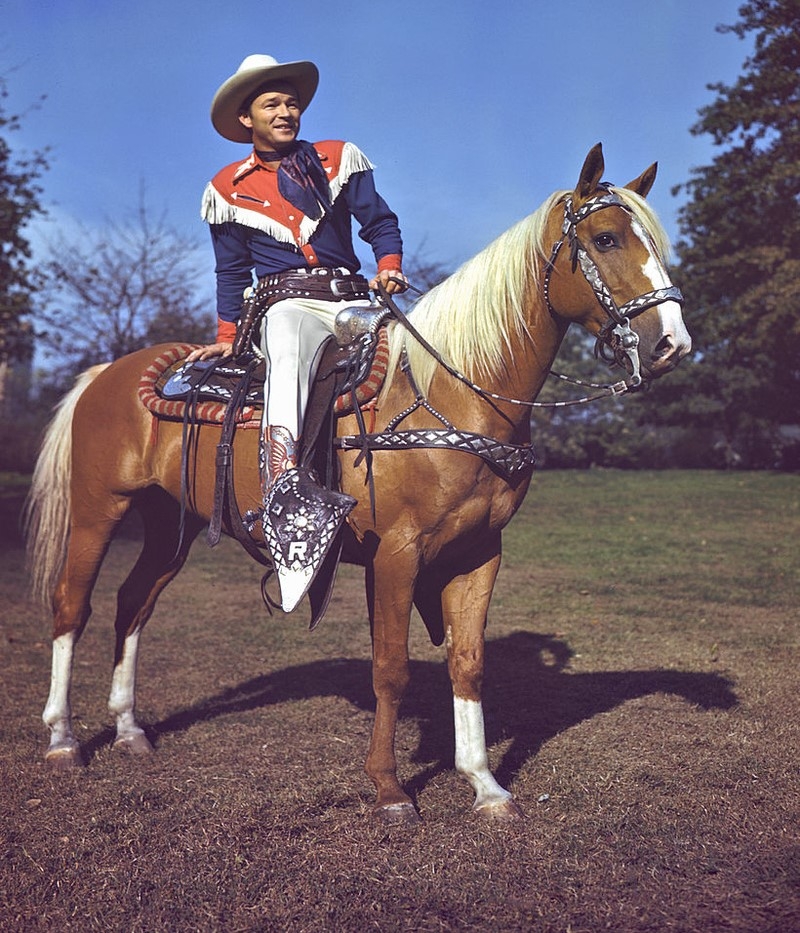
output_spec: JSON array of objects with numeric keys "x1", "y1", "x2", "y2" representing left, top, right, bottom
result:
[
  {"x1": 138, "y1": 323, "x2": 391, "y2": 628},
  {"x1": 141, "y1": 326, "x2": 390, "y2": 425}
]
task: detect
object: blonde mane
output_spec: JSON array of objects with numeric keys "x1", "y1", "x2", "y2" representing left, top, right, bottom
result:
[{"x1": 382, "y1": 185, "x2": 671, "y2": 399}]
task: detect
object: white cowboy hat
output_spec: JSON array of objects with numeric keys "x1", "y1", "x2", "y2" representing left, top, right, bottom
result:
[{"x1": 210, "y1": 54, "x2": 319, "y2": 143}]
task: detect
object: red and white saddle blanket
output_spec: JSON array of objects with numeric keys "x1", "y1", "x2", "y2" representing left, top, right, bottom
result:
[{"x1": 138, "y1": 331, "x2": 390, "y2": 427}]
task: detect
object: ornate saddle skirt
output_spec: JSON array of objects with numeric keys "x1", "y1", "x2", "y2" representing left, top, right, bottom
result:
[{"x1": 138, "y1": 328, "x2": 390, "y2": 427}]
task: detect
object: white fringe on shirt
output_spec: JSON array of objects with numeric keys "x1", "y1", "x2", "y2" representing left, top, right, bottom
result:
[{"x1": 200, "y1": 141, "x2": 375, "y2": 247}]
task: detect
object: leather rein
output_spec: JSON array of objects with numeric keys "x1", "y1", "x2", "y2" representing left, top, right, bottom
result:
[
  {"x1": 336, "y1": 190, "x2": 683, "y2": 482},
  {"x1": 387, "y1": 186, "x2": 684, "y2": 410}
]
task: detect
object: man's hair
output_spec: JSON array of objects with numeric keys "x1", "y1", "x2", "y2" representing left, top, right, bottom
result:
[{"x1": 238, "y1": 80, "x2": 300, "y2": 116}]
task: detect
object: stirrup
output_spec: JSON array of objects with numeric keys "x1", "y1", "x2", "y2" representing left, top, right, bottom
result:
[{"x1": 261, "y1": 468, "x2": 356, "y2": 613}]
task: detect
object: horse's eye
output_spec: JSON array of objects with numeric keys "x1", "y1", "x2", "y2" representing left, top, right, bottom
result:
[{"x1": 593, "y1": 233, "x2": 618, "y2": 251}]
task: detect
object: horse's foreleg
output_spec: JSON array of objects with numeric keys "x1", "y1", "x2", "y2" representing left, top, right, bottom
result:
[
  {"x1": 452, "y1": 697, "x2": 521, "y2": 819},
  {"x1": 364, "y1": 551, "x2": 420, "y2": 824},
  {"x1": 108, "y1": 496, "x2": 203, "y2": 755},
  {"x1": 443, "y1": 547, "x2": 523, "y2": 820}
]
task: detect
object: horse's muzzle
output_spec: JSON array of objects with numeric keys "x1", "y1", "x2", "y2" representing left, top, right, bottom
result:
[{"x1": 639, "y1": 302, "x2": 692, "y2": 378}]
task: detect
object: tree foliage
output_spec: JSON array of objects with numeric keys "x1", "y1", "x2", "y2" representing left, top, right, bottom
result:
[
  {"x1": 37, "y1": 197, "x2": 214, "y2": 377},
  {"x1": 0, "y1": 78, "x2": 48, "y2": 364},
  {"x1": 643, "y1": 0, "x2": 800, "y2": 467}
]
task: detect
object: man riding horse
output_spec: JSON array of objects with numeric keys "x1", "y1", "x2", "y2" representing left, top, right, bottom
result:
[{"x1": 188, "y1": 54, "x2": 408, "y2": 613}]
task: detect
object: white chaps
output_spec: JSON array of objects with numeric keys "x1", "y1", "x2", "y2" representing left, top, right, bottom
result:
[{"x1": 258, "y1": 295, "x2": 372, "y2": 438}]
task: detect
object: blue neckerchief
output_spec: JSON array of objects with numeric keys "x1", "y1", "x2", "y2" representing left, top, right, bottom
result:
[{"x1": 257, "y1": 140, "x2": 332, "y2": 221}]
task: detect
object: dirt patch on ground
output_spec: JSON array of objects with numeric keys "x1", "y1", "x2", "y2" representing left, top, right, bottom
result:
[{"x1": 1, "y1": 473, "x2": 798, "y2": 932}]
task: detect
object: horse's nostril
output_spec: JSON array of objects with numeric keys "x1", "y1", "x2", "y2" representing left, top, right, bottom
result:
[{"x1": 653, "y1": 335, "x2": 674, "y2": 359}]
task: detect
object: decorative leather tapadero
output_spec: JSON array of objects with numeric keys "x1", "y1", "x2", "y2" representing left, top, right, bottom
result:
[{"x1": 261, "y1": 468, "x2": 357, "y2": 613}]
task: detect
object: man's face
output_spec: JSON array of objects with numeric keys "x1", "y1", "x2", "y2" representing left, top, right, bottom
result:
[{"x1": 239, "y1": 82, "x2": 301, "y2": 152}]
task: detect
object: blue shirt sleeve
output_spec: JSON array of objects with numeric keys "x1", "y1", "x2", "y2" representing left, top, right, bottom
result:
[
  {"x1": 206, "y1": 153, "x2": 403, "y2": 322},
  {"x1": 345, "y1": 170, "x2": 403, "y2": 262},
  {"x1": 209, "y1": 223, "x2": 256, "y2": 323}
]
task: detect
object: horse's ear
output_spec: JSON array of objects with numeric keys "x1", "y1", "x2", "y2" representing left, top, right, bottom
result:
[
  {"x1": 574, "y1": 143, "x2": 605, "y2": 205},
  {"x1": 624, "y1": 162, "x2": 658, "y2": 198}
]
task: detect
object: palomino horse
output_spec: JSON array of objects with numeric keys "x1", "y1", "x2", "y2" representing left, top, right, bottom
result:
[{"x1": 26, "y1": 145, "x2": 690, "y2": 822}]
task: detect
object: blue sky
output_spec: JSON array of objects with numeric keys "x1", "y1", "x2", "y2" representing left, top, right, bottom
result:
[{"x1": 3, "y1": 0, "x2": 751, "y2": 298}]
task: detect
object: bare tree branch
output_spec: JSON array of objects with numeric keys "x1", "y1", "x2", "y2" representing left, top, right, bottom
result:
[{"x1": 36, "y1": 193, "x2": 214, "y2": 371}]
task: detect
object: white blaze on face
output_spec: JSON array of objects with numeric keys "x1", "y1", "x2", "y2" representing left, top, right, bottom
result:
[{"x1": 631, "y1": 218, "x2": 691, "y2": 350}]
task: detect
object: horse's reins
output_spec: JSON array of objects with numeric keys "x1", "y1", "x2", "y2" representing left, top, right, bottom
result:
[
  {"x1": 202, "y1": 191, "x2": 683, "y2": 559},
  {"x1": 382, "y1": 280, "x2": 631, "y2": 410},
  {"x1": 383, "y1": 188, "x2": 681, "y2": 409}
]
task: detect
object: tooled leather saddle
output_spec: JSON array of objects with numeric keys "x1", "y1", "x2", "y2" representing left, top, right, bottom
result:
[{"x1": 139, "y1": 321, "x2": 390, "y2": 627}]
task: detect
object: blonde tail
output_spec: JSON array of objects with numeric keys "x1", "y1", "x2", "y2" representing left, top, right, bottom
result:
[{"x1": 24, "y1": 364, "x2": 111, "y2": 605}]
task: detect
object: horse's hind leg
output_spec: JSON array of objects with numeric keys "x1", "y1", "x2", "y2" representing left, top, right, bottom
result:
[
  {"x1": 43, "y1": 629, "x2": 82, "y2": 768},
  {"x1": 442, "y1": 544, "x2": 523, "y2": 820},
  {"x1": 108, "y1": 489, "x2": 203, "y2": 755},
  {"x1": 44, "y1": 504, "x2": 131, "y2": 768}
]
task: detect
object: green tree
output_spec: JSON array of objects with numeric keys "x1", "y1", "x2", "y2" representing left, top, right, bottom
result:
[
  {"x1": 0, "y1": 78, "x2": 48, "y2": 365},
  {"x1": 529, "y1": 329, "x2": 680, "y2": 469},
  {"x1": 644, "y1": 0, "x2": 800, "y2": 467}
]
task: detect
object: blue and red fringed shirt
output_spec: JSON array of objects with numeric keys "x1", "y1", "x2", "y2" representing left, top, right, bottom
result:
[{"x1": 201, "y1": 140, "x2": 403, "y2": 342}]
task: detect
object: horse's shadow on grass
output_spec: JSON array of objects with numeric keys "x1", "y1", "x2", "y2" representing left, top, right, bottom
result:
[{"x1": 122, "y1": 631, "x2": 737, "y2": 793}]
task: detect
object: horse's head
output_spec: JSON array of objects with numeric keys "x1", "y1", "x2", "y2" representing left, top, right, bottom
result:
[{"x1": 543, "y1": 143, "x2": 691, "y2": 387}]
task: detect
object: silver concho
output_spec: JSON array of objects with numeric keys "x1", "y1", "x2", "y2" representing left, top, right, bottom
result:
[{"x1": 334, "y1": 302, "x2": 390, "y2": 346}]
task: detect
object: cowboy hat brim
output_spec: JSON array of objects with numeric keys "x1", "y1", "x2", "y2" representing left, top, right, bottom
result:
[{"x1": 211, "y1": 55, "x2": 319, "y2": 143}]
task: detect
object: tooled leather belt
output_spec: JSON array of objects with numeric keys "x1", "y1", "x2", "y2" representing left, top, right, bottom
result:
[
  {"x1": 257, "y1": 266, "x2": 370, "y2": 303},
  {"x1": 232, "y1": 267, "x2": 371, "y2": 358}
]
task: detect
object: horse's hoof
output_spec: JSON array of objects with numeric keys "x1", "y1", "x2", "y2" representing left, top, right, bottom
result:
[
  {"x1": 45, "y1": 746, "x2": 84, "y2": 769},
  {"x1": 113, "y1": 733, "x2": 154, "y2": 756},
  {"x1": 474, "y1": 797, "x2": 524, "y2": 821},
  {"x1": 373, "y1": 802, "x2": 421, "y2": 825}
]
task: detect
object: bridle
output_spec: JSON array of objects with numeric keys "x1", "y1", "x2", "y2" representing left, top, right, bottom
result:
[
  {"x1": 543, "y1": 186, "x2": 683, "y2": 389},
  {"x1": 337, "y1": 200, "x2": 684, "y2": 485}
]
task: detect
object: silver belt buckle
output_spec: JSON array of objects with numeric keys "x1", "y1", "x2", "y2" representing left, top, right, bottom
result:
[{"x1": 330, "y1": 277, "x2": 352, "y2": 299}]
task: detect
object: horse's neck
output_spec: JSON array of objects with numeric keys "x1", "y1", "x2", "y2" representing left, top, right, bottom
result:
[
  {"x1": 432, "y1": 291, "x2": 565, "y2": 439},
  {"x1": 511, "y1": 303, "x2": 566, "y2": 401},
  {"x1": 466, "y1": 216, "x2": 567, "y2": 421}
]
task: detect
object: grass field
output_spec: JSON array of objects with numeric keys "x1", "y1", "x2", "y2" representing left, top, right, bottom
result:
[{"x1": 1, "y1": 470, "x2": 798, "y2": 932}]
